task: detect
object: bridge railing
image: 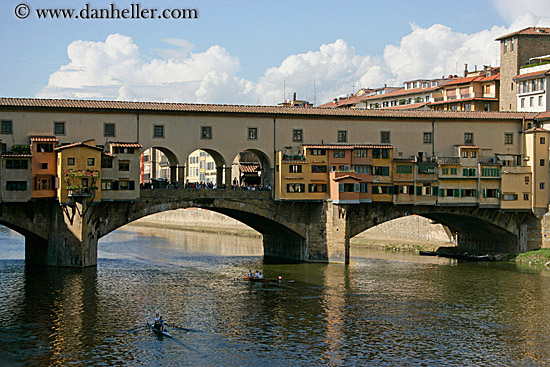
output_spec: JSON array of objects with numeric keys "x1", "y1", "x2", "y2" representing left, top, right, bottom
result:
[{"x1": 140, "y1": 188, "x2": 272, "y2": 200}]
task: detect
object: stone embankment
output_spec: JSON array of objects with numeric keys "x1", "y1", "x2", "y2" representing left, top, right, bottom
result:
[{"x1": 131, "y1": 209, "x2": 453, "y2": 250}]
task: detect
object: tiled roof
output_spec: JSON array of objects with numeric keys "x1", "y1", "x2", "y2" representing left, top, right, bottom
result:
[
  {"x1": 513, "y1": 69, "x2": 550, "y2": 81},
  {"x1": 0, "y1": 97, "x2": 538, "y2": 121},
  {"x1": 429, "y1": 97, "x2": 499, "y2": 105},
  {"x1": 303, "y1": 144, "x2": 394, "y2": 150},
  {"x1": 102, "y1": 152, "x2": 115, "y2": 158},
  {"x1": 239, "y1": 163, "x2": 260, "y2": 173},
  {"x1": 360, "y1": 86, "x2": 445, "y2": 103},
  {"x1": 2, "y1": 154, "x2": 32, "y2": 158},
  {"x1": 535, "y1": 112, "x2": 550, "y2": 120},
  {"x1": 439, "y1": 73, "x2": 500, "y2": 87},
  {"x1": 108, "y1": 142, "x2": 143, "y2": 148},
  {"x1": 496, "y1": 27, "x2": 550, "y2": 40},
  {"x1": 455, "y1": 145, "x2": 480, "y2": 148},
  {"x1": 317, "y1": 94, "x2": 365, "y2": 108},
  {"x1": 55, "y1": 142, "x2": 104, "y2": 151},
  {"x1": 333, "y1": 175, "x2": 362, "y2": 182},
  {"x1": 29, "y1": 135, "x2": 58, "y2": 142},
  {"x1": 525, "y1": 127, "x2": 550, "y2": 133}
]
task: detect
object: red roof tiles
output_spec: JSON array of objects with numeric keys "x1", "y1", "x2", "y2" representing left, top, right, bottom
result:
[
  {"x1": 0, "y1": 97, "x2": 538, "y2": 121},
  {"x1": 29, "y1": 135, "x2": 58, "y2": 142},
  {"x1": 496, "y1": 27, "x2": 550, "y2": 40},
  {"x1": 513, "y1": 69, "x2": 550, "y2": 81},
  {"x1": 108, "y1": 142, "x2": 143, "y2": 148},
  {"x1": 55, "y1": 142, "x2": 104, "y2": 151}
]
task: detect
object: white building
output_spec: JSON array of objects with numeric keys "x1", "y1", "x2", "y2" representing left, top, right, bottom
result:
[{"x1": 514, "y1": 55, "x2": 550, "y2": 113}]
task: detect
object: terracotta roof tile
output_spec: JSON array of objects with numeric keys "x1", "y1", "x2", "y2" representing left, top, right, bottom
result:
[
  {"x1": 513, "y1": 69, "x2": 550, "y2": 80},
  {"x1": 333, "y1": 175, "x2": 362, "y2": 182},
  {"x1": 2, "y1": 154, "x2": 32, "y2": 158},
  {"x1": 525, "y1": 127, "x2": 550, "y2": 133},
  {"x1": 385, "y1": 102, "x2": 429, "y2": 110},
  {"x1": 0, "y1": 97, "x2": 537, "y2": 121},
  {"x1": 55, "y1": 142, "x2": 104, "y2": 151},
  {"x1": 455, "y1": 145, "x2": 480, "y2": 148},
  {"x1": 29, "y1": 135, "x2": 59, "y2": 142},
  {"x1": 239, "y1": 163, "x2": 260, "y2": 173},
  {"x1": 429, "y1": 97, "x2": 498, "y2": 105},
  {"x1": 496, "y1": 27, "x2": 550, "y2": 40},
  {"x1": 108, "y1": 142, "x2": 143, "y2": 148}
]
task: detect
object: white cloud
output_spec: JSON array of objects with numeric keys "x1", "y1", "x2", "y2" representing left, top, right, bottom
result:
[{"x1": 36, "y1": 2, "x2": 550, "y2": 106}]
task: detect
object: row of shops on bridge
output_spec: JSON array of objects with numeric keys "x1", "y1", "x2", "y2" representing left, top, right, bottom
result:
[
  {"x1": 274, "y1": 126, "x2": 550, "y2": 212},
  {"x1": 0, "y1": 136, "x2": 142, "y2": 203}
]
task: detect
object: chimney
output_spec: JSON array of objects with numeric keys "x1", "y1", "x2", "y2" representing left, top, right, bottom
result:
[
  {"x1": 464, "y1": 64, "x2": 468, "y2": 77},
  {"x1": 293, "y1": 92, "x2": 296, "y2": 101}
]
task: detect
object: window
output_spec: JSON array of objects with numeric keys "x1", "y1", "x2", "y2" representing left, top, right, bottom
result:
[
  {"x1": 423, "y1": 132, "x2": 432, "y2": 144},
  {"x1": 521, "y1": 98, "x2": 525, "y2": 108},
  {"x1": 248, "y1": 127, "x2": 258, "y2": 140},
  {"x1": 68, "y1": 157, "x2": 75, "y2": 166},
  {"x1": 54, "y1": 121, "x2": 65, "y2": 135},
  {"x1": 530, "y1": 97, "x2": 534, "y2": 107},
  {"x1": 85, "y1": 158, "x2": 94, "y2": 166},
  {"x1": 292, "y1": 129, "x2": 303, "y2": 142},
  {"x1": 308, "y1": 184, "x2": 327, "y2": 193},
  {"x1": 354, "y1": 149, "x2": 367, "y2": 157},
  {"x1": 337, "y1": 130, "x2": 347, "y2": 143},
  {"x1": 333, "y1": 151, "x2": 345, "y2": 158},
  {"x1": 463, "y1": 168, "x2": 476, "y2": 177},
  {"x1": 154, "y1": 125, "x2": 164, "y2": 138},
  {"x1": 118, "y1": 180, "x2": 135, "y2": 190},
  {"x1": 524, "y1": 193, "x2": 529, "y2": 201},
  {"x1": 372, "y1": 148, "x2": 390, "y2": 159},
  {"x1": 288, "y1": 165, "x2": 302, "y2": 173},
  {"x1": 396, "y1": 165, "x2": 412, "y2": 174},
  {"x1": 462, "y1": 151, "x2": 468, "y2": 158},
  {"x1": 464, "y1": 104, "x2": 472, "y2": 111},
  {"x1": 200, "y1": 126, "x2": 212, "y2": 139},
  {"x1": 6, "y1": 181, "x2": 27, "y2": 191},
  {"x1": 541, "y1": 159, "x2": 546, "y2": 167},
  {"x1": 1, "y1": 120, "x2": 12, "y2": 134},
  {"x1": 373, "y1": 166, "x2": 390, "y2": 176},
  {"x1": 311, "y1": 165, "x2": 327, "y2": 173},
  {"x1": 470, "y1": 151, "x2": 476, "y2": 158},
  {"x1": 41, "y1": 163, "x2": 48, "y2": 169},
  {"x1": 101, "y1": 157, "x2": 113, "y2": 168},
  {"x1": 354, "y1": 166, "x2": 369, "y2": 174},
  {"x1": 104, "y1": 123, "x2": 115, "y2": 137},
  {"x1": 511, "y1": 38, "x2": 515, "y2": 51},
  {"x1": 450, "y1": 168, "x2": 457, "y2": 175},
  {"x1": 505, "y1": 133, "x2": 513, "y2": 144},
  {"x1": 101, "y1": 180, "x2": 113, "y2": 190},
  {"x1": 310, "y1": 149, "x2": 326, "y2": 155},
  {"x1": 339, "y1": 183, "x2": 357, "y2": 193},
  {"x1": 541, "y1": 137, "x2": 546, "y2": 144},
  {"x1": 5, "y1": 159, "x2": 28, "y2": 169},
  {"x1": 481, "y1": 168, "x2": 500, "y2": 177},
  {"x1": 484, "y1": 103, "x2": 491, "y2": 112},
  {"x1": 525, "y1": 176, "x2": 530, "y2": 184},
  {"x1": 442, "y1": 168, "x2": 449, "y2": 175},
  {"x1": 540, "y1": 182, "x2": 545, "y2": 190},
  {"x1": 372, "y1": 185, "x2": 393, "y2": 194},
  {"x1": 464, "y1": 133, "x2": 473, "y2": 144},
  {"x1": 35, "y1": 177, "x2": 52, "y2": 191},
  {"x1": 540, "y1": 96, "x2": 544, "y2": 106},
  {"x1": 504, "y1": 39, "x2": 508, "y2": 53},
  {"x1": 502, "y1": 193, "x2": 518, "y2": 201},
  {"x1": 119, "y1": 161, "x2": 130, "y2": 171},
  {"x1": 36, "y1": 143, "x2": 53, "y2": 153},
  {"x1": 380, "y1": 131, "x2": 390, "y2": 144},
  {"x1": 286, "y1": 183, "x2": 305, "y2": 193}
]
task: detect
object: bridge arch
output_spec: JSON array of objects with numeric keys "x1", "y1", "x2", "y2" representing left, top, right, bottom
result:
[
  {"x1": 93, "y1": 190, "x2": 308, "y2": 261},
  {"x1": 231, "y1": 148, "x2": 272, "y2": 188},
  {"x1": 347, "y1": 203, "x2": 532, "y2": 253},
  {"x1": 140, "y1": 146, "x2": 180, "y2": 185}
]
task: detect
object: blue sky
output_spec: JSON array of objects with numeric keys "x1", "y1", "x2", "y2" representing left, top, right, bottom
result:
[{"x1": 1, "y1": 0, "x2": 550, "y2": 105}]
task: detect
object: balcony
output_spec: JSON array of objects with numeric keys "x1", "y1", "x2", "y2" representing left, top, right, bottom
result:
[{"x1": 438, "y1": 157, "x2": 460, "y2": 164}]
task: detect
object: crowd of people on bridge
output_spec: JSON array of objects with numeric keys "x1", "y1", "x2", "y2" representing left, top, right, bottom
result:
[{"x1": 141, "y1": 179, "x2": 272, "y2": 191}]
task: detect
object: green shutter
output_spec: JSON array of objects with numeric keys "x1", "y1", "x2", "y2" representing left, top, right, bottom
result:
[
  {"x1": 474, "y1": 189, "x2": 478, "y2": 198},
  {"x1": 416, "y1": 186, "x2": 422, "y2": 195},
  {"x1": 496, "y1": 189, "x2": 500, "y2": 198},
  {"x1": 354, "y1": 183, "x2": 360, "y2": 192},
  {"x1": 460, "y1": 189, "x2": 465, "y2": 197},
  {"x1": 433, "y1": 187, "x2": 439, "y2": 196},
  {"x1": 338, "y1": 183, "x2": 344, "y2": 192},
  {"x1": 454, "y1": 189, "x2": 460, "y2": 197},
  {"x1": 483, "y1": 188, "x2": 487, "y2": 198},
  {"x1": 440, "y1": 189, "x2": 445, "y2": 197}
]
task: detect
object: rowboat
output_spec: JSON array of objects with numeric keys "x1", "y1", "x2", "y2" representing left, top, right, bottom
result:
[
  {"x1": 146, "y1": 321, "x2": 173, "y2": 338},
  {"x1": 244, "y1": 276, "x2": 269, "y2": 283}
]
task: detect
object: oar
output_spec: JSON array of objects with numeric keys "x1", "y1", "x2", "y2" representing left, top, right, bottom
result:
[{"x1": 164, "y1": 322, "x2": 201, "y2": 332}]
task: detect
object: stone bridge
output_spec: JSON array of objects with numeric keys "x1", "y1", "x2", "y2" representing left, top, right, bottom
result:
[{"x1": 0, "y1": 189, "x2": 546, "y2": 267}]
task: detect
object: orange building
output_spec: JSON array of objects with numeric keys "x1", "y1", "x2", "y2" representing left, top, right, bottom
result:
[{"x1": 30, "y1": 135, "x2": 58, "y2": 199}]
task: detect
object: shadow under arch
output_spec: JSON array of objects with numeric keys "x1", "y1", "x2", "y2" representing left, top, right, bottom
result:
[
  {"x1": 93, "y1": 191, "x2": 307, "y2": 262},
  {"x1": 347, "y1": 203, "x2": 522, "y2": 253}
]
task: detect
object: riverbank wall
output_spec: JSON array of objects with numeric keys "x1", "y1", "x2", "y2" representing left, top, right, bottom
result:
[{"x1": 130, "y1": 209, "x2": 453, "y2": 250}]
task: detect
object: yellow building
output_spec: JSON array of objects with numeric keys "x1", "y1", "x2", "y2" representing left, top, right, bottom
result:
[{"x1": 56, "y1": 141, "x2": 102, "y2": 204}]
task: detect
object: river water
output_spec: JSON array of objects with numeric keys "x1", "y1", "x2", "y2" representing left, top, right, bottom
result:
[{"x1": 1, "y1": 224, "x2": 550, "y2": 366}]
